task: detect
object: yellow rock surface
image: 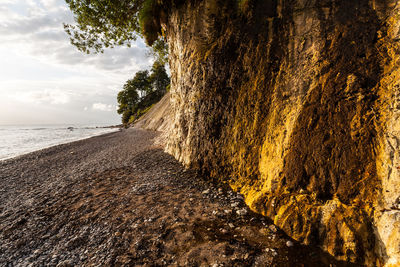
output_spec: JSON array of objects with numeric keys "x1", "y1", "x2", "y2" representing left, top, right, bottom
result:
[{"x1": 164, "y1": 0, "x2": 400, "y2": 265}]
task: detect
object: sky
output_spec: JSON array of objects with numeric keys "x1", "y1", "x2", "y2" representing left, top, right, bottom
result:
[{"x1": 0, "y1": 0, "x2": 153, "y2": 125}]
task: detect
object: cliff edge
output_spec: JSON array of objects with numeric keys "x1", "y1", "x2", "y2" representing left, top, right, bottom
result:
[{"x1": 158, "y1": 0, "x2": 400, "y2": 266}]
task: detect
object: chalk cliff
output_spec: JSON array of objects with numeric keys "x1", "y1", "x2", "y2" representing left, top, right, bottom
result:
[{"x1": 156, "y1": 0, "x2": 400, "y2": 265}]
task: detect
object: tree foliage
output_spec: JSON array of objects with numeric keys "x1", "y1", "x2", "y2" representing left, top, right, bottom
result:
[
  {"x1": 117, "y1": 61, "x2": 170, "y2": 124},
  {"x1": 148, "y1": 38, "x2": 169, "y2": 65},
  {"x1": 64, "y1": 0, "x2": 175, "y2": 54},
  {"x1": 117, "y1": 83, "x2": 139, "y2": 115},
  {"x1": 130, "y1": 70, "x2": 152, "y2": 96},
  {"x1": 64, "y1": 0, "x2": 144, "y2": 53},
  {"x1": 149, "y1": 61, "x2": 170, "y2": 94}
]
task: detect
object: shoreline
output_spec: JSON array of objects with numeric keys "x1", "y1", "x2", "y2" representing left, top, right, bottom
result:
[{"x1": 0, "y1": 126, "x2": 122, "y2": 162}]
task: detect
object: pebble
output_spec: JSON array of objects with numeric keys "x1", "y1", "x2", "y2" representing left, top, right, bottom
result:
[
  {"x1": 228, "y1": 223, "x2": 235, "y2": 228},
  {"x1": 56, "y1": 260, "x2": 73, "y2": 267},
  {"x1": 80, "y1": 254, "x2": 87, "y2": 261},
  {"x1": 236, "y1": 208, "x2": 248, "y2": 216},
  {"x1": 231, "y1": 202, "x2": 240, "y2": 208},
  {"x1": 202, "y1": 189, "x2": 210, "y2": 194},
  {"x1": 286, "y1": 240, "x2": 294, "y2": 247},
  {"x1": 189, "y1": 198, "x2": 194, "y2": 201}
]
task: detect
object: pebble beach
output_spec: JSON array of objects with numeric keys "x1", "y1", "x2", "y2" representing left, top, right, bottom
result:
[{"x1": 0, "y1": 128, "x2": 357, "y2": 266}]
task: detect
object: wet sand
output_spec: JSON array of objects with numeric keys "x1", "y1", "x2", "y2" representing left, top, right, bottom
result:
[{"x1": 0, "y1": 128, "x2": 359, "y2": 266}]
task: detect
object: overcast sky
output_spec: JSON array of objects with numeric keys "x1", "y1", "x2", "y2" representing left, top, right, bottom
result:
[{"x1": 0, "y1": 0, "x2": 153, "y2": 125}]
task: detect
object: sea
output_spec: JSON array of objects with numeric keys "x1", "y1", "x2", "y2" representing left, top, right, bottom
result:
[{"x1": 0, "y1": 124, "x2": 120, "y2": 160}]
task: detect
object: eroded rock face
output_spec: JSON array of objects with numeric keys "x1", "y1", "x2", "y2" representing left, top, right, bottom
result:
[{"x1": 165, "y1": 0, "x2": 400, "y2": 265}]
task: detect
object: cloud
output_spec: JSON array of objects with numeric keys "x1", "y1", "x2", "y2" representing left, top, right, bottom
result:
[
  {"x1": 0, "y1": 0, "x2": 152, "y2": 72},
  {"x1": 19, "y1": 89, "x2": 71, "y2": 105},
  {"x1": 92, "y1": 103, "x2": 114, "y2": 112},
  {"x1": 40, "y1": 0, "x2": 62, "y2": 11},
  {"x1": 0, "y1": 16, "x2": 57, "y2": 35},
  {"x1": 0, "y1": 0, "x2": 152, "y2": 125},
  {"x1": 34, "y1": 30, "x2": 67, "y2": 42}
]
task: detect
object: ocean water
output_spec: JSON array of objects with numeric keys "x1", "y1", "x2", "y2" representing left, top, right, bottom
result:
[{"x1": 0, "y1": 124, "x2": 120, "y2": 160}]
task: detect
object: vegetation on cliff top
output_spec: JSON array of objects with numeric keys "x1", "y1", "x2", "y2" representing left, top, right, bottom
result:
[
  {"x1": 64, "y1": 0, "x2": 248, "y2": 56},
  {"x1": 64, "y1": 0, "x2": 179, "y2": 59},
  {"x1": 117, "y1": 61, "x2": 170, "y2": 124}
]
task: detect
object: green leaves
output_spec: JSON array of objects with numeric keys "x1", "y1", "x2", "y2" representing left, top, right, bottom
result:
[
  {"x1": 117, "y1": 61, "x2": 170, "y2": 124},
  {"x1": 64, "y1": 0, "x2": 182, "y2": 54},
  {"x1": 125, "y1": 70, "x2": 152, "y2": 96},
  {"x1": 149, "y1": 38, "x2": 169, "y2": 65},
  {"x1": 149, "y1": 61, "x2": 170, "y2": 94},
  {"x1": 64, "y1": 0, "x2": 143, "y2": 53}
]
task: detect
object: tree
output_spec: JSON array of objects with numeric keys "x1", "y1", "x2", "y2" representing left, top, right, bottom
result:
[
  {"x1": 149, "y1": 61, "x2": 170, "y2": 95},
  {"x1": 64, "y1": 0, "x2": 174, "y2": 53},
  {"x1": 131, "y1": 70, "x2": 152, "y2": 97},
  {"x1": 147, "y1": 38, "x2": 169, "y2": 65},
  {"x1": 116, "y1": 85, "x2": 139, "y2": 114},
  {"x1": 64, "y1": 0, "x2": 142, "y2": 53},
  {"x1": 117, "y1": 70, "x2": 150, "y2": 119},
  {"x1": 117, "y1": 61, "x2": 170, "y2": 124},
  {"x1": 121, "y1": 109, "x2": 133, "y2": 124}
]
